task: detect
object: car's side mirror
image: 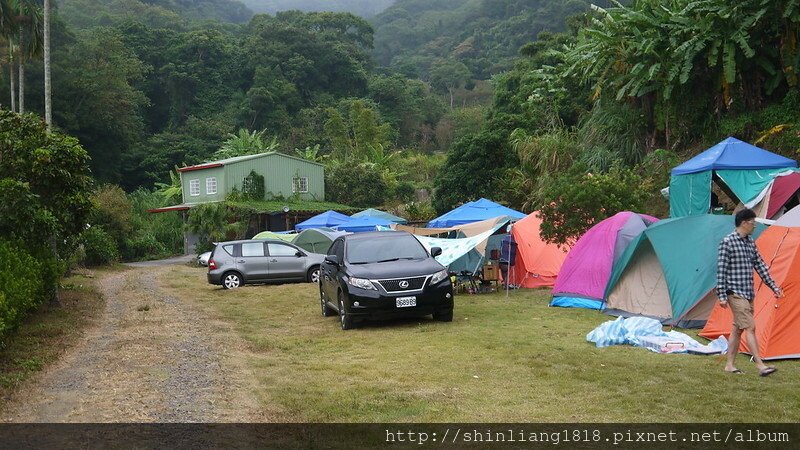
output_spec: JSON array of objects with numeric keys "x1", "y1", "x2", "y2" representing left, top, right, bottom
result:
[
  {"x1": 324, "y1": 254, "x2": 339, "y2": 265},
  {"x1": 295, "y1": 251, "x2": 304, "y2": 257},
  {"x1": 430, "y1": 247, "x2": 442, "y2": 257}
]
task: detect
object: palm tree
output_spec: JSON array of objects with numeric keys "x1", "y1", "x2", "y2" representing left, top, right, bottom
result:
[
  {"x1": 0, "y1": 1, "x2": 16, "y2": 111},
  {"x1": 11, "y1": 0, "x2": 43, "y2": 114},
  {"x1": 43, "y1": 0, "x2": 50, "y2": 129}
]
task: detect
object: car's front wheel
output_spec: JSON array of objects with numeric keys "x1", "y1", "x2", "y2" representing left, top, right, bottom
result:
[
  {"x1": 433, "y1": 308, "x2": 453, "y2": 322},
  {"x1": 222, "y1": 272, "x2": 242, "y2": 289},
  {"x1": 307, "y1": 265, "x2": 321, "y2": 283},
  {"x1": 338, "y1": 293, "x2": 353, "y2": 330},
  {"x1": 320, "y1": 285, "x2": 335, "y2": 317}
]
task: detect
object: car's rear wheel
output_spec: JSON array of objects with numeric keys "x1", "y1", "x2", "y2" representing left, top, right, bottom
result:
[
  {"x1": 338, "y1": 293, "x2": 353, "y2": 330},
  {"x1": 222, "y1": 272, "x2": 242, "y2": 289},
  {"x1": 307, "y1": 265, "x2": 321, "y2": 283},
  {"x1": 433, "y1": 308, "x2": 453, "y2": 322},
  {"x1": 320, "y1": 285, "x2": 335, "y2": 317}
]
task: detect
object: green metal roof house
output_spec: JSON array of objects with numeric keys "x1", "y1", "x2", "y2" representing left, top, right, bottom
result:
[{"x1": 177, "y1": 152, "x2": 325, "y2": 204}]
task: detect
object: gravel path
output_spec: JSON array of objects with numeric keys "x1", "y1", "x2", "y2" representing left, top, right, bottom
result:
[{"x1": 0, "y1": 267, "x2": 262, "y2": 422}]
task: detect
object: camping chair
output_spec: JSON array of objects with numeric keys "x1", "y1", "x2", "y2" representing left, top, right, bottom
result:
[{"x1": 452, "y1": 270, "x2": 480, "y2": 294}]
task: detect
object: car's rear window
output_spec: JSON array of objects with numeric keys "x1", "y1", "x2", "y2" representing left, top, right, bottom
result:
[
  {"x1": 346, "y1": 235, "x2": 428, "y2": 264},
  {"x1": 222, "y1": 245, "x2": 234, "y2": 256}
]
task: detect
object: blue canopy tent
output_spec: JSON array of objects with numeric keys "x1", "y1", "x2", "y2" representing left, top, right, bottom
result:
[
  {"x1": 670, "y1": 137, "x2": 797, "y2": 217},
  {"x1": 351, "y1": 208, "x2": 408, "y2": 224},
  {"x1": 333, "y1": 216, "x2": 394, "y2": 233},
  {"x1": 294, "y1": 210, "x2": 350, "y2": 231},
  {"x1": 427, "y1": 198, "x2": 526, "y2": 228}
]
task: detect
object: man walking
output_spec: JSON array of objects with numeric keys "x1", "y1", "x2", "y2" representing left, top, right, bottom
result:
[{"x1": 717, "y1": 209, "x2": 783, "y2": 376}]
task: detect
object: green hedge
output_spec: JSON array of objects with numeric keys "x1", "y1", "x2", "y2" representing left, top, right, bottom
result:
[{"x1": 0, "y1": 240, "x2": 46, "y2": 338}]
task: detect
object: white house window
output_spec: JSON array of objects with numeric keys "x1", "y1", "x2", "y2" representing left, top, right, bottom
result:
[
  {"x1": 206, "y1": 177, "x2": 217, "y2": 195},
  {"x1": 189, "y1": 179, "x2": 200, "y2": 196},
  {"x1": 293, "y1": 177, "x2": 308, "y2": 193}
]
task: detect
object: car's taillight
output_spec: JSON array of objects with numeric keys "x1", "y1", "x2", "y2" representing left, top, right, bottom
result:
[{"x1": 208, "y1": 259, "x2": 217, "y2": 270}]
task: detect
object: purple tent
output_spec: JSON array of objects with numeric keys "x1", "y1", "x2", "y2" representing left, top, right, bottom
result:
[{"x1": 550, "y1": 212, "x2": 659, "y2": 309}]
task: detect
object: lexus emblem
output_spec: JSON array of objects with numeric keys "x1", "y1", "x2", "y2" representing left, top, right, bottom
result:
[{"x1": 399, "y1": 280, "x2": 409, "y2": 289}]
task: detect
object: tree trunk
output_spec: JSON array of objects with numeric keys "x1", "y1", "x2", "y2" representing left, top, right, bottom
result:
[
  {"x1": 448, "y1": 87, "x2": 454, "y2": 109},
  {"x1": 44, "y1": 0, "x2": 52, "y2": 130},
  {"x1": 18, "y1": 32, "x2": 24, "y2": 114},
  {"x1": 18, "y1": 61, "x2": 24, "y2": 113},
  {"x1": 9, "y1": 42, "x2": 16, "y2": 113}
]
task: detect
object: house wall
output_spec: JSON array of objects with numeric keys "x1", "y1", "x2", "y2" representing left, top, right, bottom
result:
[
  {"x1": 180, "y1": 166, "x2": 226, "y2": 204},
  {"x1": 225, "y1": 154, "x2": 325, "y2": 200}
]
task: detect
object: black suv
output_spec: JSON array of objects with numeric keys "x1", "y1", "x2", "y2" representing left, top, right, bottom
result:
[{"x1": 319, "y1": 231, "x2": 454, "y2": 330}]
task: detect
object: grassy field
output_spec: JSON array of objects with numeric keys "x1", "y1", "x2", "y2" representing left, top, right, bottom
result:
[
  {"x1": 0, "y1": 270, "x2": 105, "y2": 396},
  {"x1": 163, "y1": 265, "x2": 800, "y2": 423}
]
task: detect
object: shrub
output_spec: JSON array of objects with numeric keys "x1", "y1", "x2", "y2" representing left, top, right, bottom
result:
[
  {"x1": 325, "y1": 163, "x2": 389, "y2": 207},
  {"x1": 126, "y1": 189, "x2": 184, "y2": 261},
  {"x1": 90, "y1": 184, "x2": 132, "y2": 245},
  {"x1": 392, "y1": 181, "x2": 416, "y2": 203},
  {"x1": 402, "y1": 201, "x2": 437, "y2": 221},
  {"x1": 122, "y1": 233, "x2": 167, "y2": 261},
  {"x1": 0, "y1": 240, "x2": 45, "y2": 338},
  {"x1": 82, "y1": 226, "x2": 120, "y2": 266},
  {"x1": 538, "y1": 164, "x2": 653, "y2": 245}
]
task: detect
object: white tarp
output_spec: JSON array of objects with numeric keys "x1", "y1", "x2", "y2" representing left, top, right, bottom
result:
[{"x1": 415, "y1": 227, "x2": 499, "y2": 267}]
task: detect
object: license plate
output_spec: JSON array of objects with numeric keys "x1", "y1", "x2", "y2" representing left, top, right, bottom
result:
[{"x1": 396, "y1": 296, "x2": 417, "y2": 308}]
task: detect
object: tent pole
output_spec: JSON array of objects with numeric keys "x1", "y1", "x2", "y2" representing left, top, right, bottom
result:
[
  {"x1": 505, "y1": 224, "x2": 514, "y2": 299},
  {"x1": 506, "y1": 230, "x2": 511, "y2": 298}
]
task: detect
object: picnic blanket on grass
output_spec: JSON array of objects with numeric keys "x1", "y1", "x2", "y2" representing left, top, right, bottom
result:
[{"x1": 587, "y1": 317, "x2": 727, "y2": 354}]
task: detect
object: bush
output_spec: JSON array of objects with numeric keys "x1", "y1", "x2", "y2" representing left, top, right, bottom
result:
[
  {"x1": 126, "y1": 189, "x2": 184, "y2": 261},
  {"x1": 90, "y1": 184, "x2": 132, "y2": 246},
  {"x1": 122, "y1": 233, "x2": 167, "y2": 261},
  {"x1": 325, "y1": 163, "x2": 389, "y2": 207},
  {"x1": 538, "y1": 164, "x2": 653, "y2": 245},
  {"x1": 392, "y1": 181, "x2": 416, "y2": 203},
  {"x1": 0, "y1": 240, "x2": 45, "y2": 338},
  {"x1": 402, "y1": 201, "x2": 437, "y2": 221},
  {"x1": 82, "y1": 226, "x2": 120, "y2": 266}
]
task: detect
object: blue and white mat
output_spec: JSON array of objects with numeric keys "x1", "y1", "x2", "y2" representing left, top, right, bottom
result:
[{"x1": 587, "y1": 316, "x2": 727, "y2": 355}]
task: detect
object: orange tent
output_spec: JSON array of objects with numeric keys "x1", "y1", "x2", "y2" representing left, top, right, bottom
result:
[
  {"x1": 699, "y1": 225, "x2": 800, "y2": 360},
  {"x1": 508, "y1": 212, "x2": 570, "y2": 288}
]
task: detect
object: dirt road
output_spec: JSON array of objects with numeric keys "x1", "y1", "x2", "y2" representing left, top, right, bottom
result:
[{"x1": 0, "y1": 264, "x2": 263, "y2": 422}]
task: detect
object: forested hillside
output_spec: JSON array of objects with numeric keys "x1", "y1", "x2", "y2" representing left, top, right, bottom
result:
[
  {"x1": 3, "y1": 3, "x2": 451, "y2": 209},
  {"x1": 58, "y1": 0, "x2": 254, "y2": 27},
  {"x1": 371, "y1": 0, "x2": 612, "y2": 80},
  {"x1": 241, "y1": 0, "x2": 394, "y2": 17},
  {"x1": 3, "y1": 0, "x2": 800, "y2": 259}
]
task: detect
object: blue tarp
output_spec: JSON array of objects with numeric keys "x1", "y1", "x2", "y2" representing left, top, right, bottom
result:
[
  {"x1": 550, "y1": 296, "x2": 604, "y2": 310},
  {"x1": 671, "y1": 137, "x2": 796, "y2": 175},
  {"x1": 427, "y1": 198, "x2": 526, "y2": 228},
  {"x1": 294, "y1": 210, "x2": 350, "y2": 231},
  {"x1": 333, "y1": 216, "x2": 394, "y2": 233}
]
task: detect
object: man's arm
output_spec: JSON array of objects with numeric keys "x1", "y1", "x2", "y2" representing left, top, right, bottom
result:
[{"x1": 716, "y1": 239, "x2": 730, "y2": 302}]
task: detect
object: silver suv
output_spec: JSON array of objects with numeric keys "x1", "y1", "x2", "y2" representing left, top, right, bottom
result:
[{"x1": 207, "y1": 239, "x2": 325, "y2": 289}]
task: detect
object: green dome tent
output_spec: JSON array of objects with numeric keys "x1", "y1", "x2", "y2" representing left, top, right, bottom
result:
[
  {"x1": 604, "y1": 214, "x2": 766, "y2": 328},
  {"x1": 293, "y1": 228, "x2": 349, "y2": 254},
  {"x1": 252, "y1": 231, "x2": 296, "y2": 242}
]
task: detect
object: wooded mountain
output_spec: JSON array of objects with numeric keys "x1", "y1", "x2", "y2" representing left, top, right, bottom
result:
[
  {"x1": 58, "y1": 0, "x2": 254, "y2": 27},
  {"x1": 371, "y1": 0, "x2": 614, "y2": 80},
  {"x1": 241, "y1": 0, "x2": 394, "y2": 18}
]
